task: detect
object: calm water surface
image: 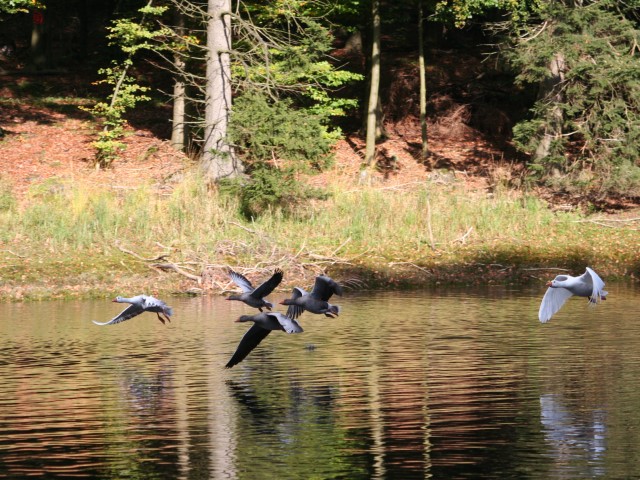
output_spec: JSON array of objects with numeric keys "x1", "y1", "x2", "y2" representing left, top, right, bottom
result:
[{"x1": 1, "y1": 284, "x2": 639, "y2": 479}]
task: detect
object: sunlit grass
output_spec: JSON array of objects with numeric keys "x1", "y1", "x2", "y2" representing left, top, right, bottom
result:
[
  {"x1": 268, "y1": 185, "x2": 572, "y2": 259},
  {"x1": 0, "y1": 172, "x2": 636, "y2": 299}
]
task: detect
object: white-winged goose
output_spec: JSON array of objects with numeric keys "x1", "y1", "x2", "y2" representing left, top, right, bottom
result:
[
  {"x1": 538, "y1": 267, "x2": 607, "y2": 323},
  {"x1": 93, "y1": 295, "x2": 173, "y2": 326}
]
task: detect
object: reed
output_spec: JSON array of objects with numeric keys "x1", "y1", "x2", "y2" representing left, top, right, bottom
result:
[{"x1": 267, "y1": 185, "x2": 572, "y2": 257}]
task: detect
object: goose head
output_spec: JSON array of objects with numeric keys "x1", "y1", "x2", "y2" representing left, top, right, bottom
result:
[{"x1": 546, "y1": 275, "x2": 570, "y2": 288}]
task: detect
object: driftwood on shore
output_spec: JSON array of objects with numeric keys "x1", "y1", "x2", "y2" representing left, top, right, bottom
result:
[
  {"x1": 573, "y1": 217, "x2": 640, "y2": 230},
  {"x1": 115, "y1": 238, "x2": 367, "y2": 294}
]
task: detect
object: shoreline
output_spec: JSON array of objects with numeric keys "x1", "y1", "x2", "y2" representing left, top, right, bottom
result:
[{"x1": 0, "y1": 255, "x2": 635, "y2": 302}]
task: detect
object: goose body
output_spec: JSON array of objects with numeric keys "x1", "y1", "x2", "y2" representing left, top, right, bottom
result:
[
  {"x1": 280, "y1": 275, "x2": 343, "y2": 320},
  {"x1": 227, "y1": 268, "x2": 283, "y2": 311},
  {"x1": 538, "y1": 267, "x2": 607, "y2": 323},
  {"x1": 225, "y1": 312, "x2": 303, "y2": 368},
  {"x1": 93, "y1": 295, "x2": 173, "y2": 326}
]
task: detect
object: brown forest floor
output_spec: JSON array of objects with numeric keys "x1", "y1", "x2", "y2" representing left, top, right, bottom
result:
[
  {"x1": 0, "y1": 92, "x2": 498, "y2": 201},
  {"x1": 2, "y1": 91, "x2": 634, "y2": 213},
  {"x1": 0, "y1": 79, "x2": 187, "y2": 198},
  {"x1": 2, "y1": 72, "x2": 640, "y2": 212},
  {"x1": 0, "y1": 47, "x2": 522, "y2": 202}
]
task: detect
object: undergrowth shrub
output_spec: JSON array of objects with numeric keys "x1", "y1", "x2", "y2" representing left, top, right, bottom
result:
[
  {"x1": 509, "y1": 2, "x2": 640, "y2": 199},
  {"x1": 229, "y1": 91, "x2": 335, "y2": 171},
  {"x1": 226, "y1": 91, "x2": 336, "y2": 218},
  {"x1": 83, "y1": 62, "x2": 149, "y2": 168},
  {"x1": 220, "y1": 165, "x2": 328, "y2": 219}
]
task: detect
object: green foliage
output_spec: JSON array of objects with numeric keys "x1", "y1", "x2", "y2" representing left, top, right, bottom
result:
[
  {"x1": 82, "y1": 60, "x2": 150, "y2": 168},
  {"x1": 508, "y1": 1, "x2": 640, "y2": 197},
  {"x1": 0, "y1": 0, "x2": 32, "y2": 15},
  {"x1": 299, "y1": 62, "x2": 363, "y2": 118},
  {"x1": 107, "y1": 7, "x2": 170, "y2": 54},
  {"x1": 227, "y1": 91, "x2": 334, "y2": 218},
  {"x1": 227, "y1": 3, "x2": 362, "y2": 213},
  {"x1": 90, "y1": 64, "x2": 151, "y2": 129},
  {"x1": 229, "y1": 91, "x2": 335, "y2": 170},
  {"x1": 233, "y1": 1, "x2": 363, "y2": 124},
  {"x1": 433, "y1": 0, "x2": 545, "y2": 28},
  {"x1": 91, "y1": 130, "x2": 127, "y2": 168},
  {"x1": 107, "y1": 5, "x2": 172, "y2": 54},
  {"x1": 82, "y1": 4, "x2": 169, "y2": 168},
  {"x1": 220, "y1": 165, "x2": 328, "y2": 219}
]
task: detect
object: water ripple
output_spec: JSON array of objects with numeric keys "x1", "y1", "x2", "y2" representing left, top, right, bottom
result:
[{"x1": 0, "y1": 287, "x2": 638, "y2": 478}]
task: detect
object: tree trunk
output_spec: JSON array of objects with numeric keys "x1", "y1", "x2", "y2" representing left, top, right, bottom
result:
[
  {"x1": 418, "y1": 2, "x2": 428, "y2": 160},
  {"x1": 534, "y1": 52, "x2": 566, "y2": 164},
  {"x1": 171, "y1": 9, "x2": 187, "y2": 151},
  {"x1": 360, "y1": 0, "x2": 381, "y2": 184},
  {"x1": 201, "y1": 0, "x2": 242, "y2": 182},
  {"x1": 30, "y1": 9, "x2": 47, "y2": 69}
]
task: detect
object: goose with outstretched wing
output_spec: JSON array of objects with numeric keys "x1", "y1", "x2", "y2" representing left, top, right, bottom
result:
[
  {"x1": 226, "y1": 268, "x2": 283, "y2": 312},
  {"x1": 280, "y1": 275, "x2": 343, "y2": 320},
  {"x1": 225, "y1": 312, "x2": 303, "y2": 368},
  {"x1": 538, "y1": 267, "x2": 607, "y2": 323},
  {"x1": 93, "y1": 295, "x2": 173, "y2": 326}
]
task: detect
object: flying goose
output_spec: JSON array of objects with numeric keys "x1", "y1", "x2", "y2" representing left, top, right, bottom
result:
[
  {"x1": 226, "y1": 268, "x2": 283, "y2": 312},
  {"x1": 225, "y1": 312, "x2": 303, "y2": 368},
  {"x1": 280, "y1": 275, "x2": 343, "y2": 320},
  {"x1": 93, "y1": 295, "x2": 173, "y2": 326},
  {"x1": 538, "y1": 267, "x2": 607, "y2": 323}
]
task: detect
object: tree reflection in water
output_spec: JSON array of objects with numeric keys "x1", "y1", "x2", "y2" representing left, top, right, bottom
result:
[
  {"x1": 0, "y1": 287, "x2": 639, "y2": 479},
  {"x1": 540, "y1": 394, "x2": 606, "y2": 477}
]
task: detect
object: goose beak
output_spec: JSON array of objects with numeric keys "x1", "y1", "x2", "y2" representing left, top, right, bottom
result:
[{"x1": 545, "y1": 281, "x2": 552, "y2": 287}]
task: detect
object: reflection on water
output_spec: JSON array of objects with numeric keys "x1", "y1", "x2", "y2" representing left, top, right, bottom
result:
[
  {"x1": 540, "y1": 394, "x2": 606, "y2": 477},
  {"x1": 0, "y1": 284, "x2": 639, "y2": 479}
]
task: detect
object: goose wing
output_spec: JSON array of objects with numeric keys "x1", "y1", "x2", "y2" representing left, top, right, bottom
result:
[
  {"x1": 311, "y1": 275, "x2": 343, "y2": 301},
  {"x1": 229, "y1": 270, "x2": 254, "y2": 293},
  {"x1": 252, "y1": 269, "x2": 283, "y2": 299},
  {"x1": 585, "y1": 267, "x2": 607, "y2": 303},
  {"x1": 142, "y1": 295, "x2": 173, "y2": 317},
  {"x1": 93, "y1": 304, "x2": 145, "y2": 326},
  {"x1": 143, "y1": 295, "x2": 168, "y2": 309},
  {"x1": 225, "y1": 324, "x2": 271, "y2": 368},
  {"x1": 268, "y1": 312, "x2": 303, "y2": 334},
  {"x1": 538, "y1": 287, "x2": 574, "y2": 323},
  {"x1": 286, "y1": 287, "x2": 306, "y2": 320}
]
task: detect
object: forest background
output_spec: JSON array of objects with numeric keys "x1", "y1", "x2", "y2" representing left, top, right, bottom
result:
[{"x1": 0, "y1": 0, "x2": 638, "y2": 301}]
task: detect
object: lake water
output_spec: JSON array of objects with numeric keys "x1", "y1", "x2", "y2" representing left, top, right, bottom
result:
[{"x1": 1, "y1": 283, "x2": 639, "y2": 479}]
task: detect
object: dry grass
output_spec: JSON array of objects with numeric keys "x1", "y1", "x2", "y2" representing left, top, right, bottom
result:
[{"x1": 0, "y1": 171, "x2": 637, "y2": 300}]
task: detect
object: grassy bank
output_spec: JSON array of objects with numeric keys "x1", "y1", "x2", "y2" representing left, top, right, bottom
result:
[{"x1": 0, "y1": 173, "x2": 637, "y2": 300}]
